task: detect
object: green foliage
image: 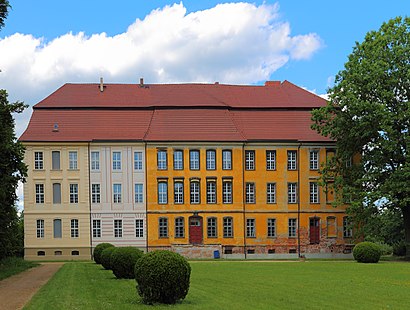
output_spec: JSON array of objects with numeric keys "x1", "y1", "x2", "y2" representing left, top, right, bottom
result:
[
  {"x1": 0, "y1": 0, "x2": 10, "y2": 30},
  {"x1": 93, "y1": 243, "x2": 114, "y2": 264},
  {"x1": 311, "y1": 17, "x2": 410, "y2": 257},
  {"x1": 135, "y1": 250, "x2": 191, "y2": 304},
  {"x1": 100, "y1": 246, "x2": 116, "y2": 270},
  {"x1": 393, "y1": 241, "x2": 406, "y2": 256},
  {"x1": 353, "y1": 242, "x2": 382, "y2": 263},
  {"x1": 111, "y1": 247, "x2": 143, "y2": 279},
  {"x1": 0, "y1": 256, "x2": 38, "y2": 280},
  {"x1": 364, "y1": 208, "x2": 404, "y2": 246},
  {"x1": 0, "y1": 90, "x2": 28, "y2": 260}
]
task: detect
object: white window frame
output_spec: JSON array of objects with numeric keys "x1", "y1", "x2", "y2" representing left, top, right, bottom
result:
[
  {"x1": 288, "y1": 183, "x2": 297, "y2": 204},
  {"x1": 267, "y1": 183, "x2": 276, "y2": 204},
  {"x1": 207, "y1": 217, "x2": 217, "y2": 238},
  {"x1": 114, "y1": 219, "x2": 123, "y2": 238},
  {"x1": 91, "y1": 184, "x2": 100, "y2": 204},
  {"x1": 91, "y1": 151, "x2": 100, "y2": 171},
  {"x1": 71, "y1": 219, "x2": 79, "y2": 238},
  {"x1": 190, "y1": 181, "x2": 200, "y2": 204},
  {"x1": 288, "y1": 218, "x2": 297, "y2": 237},
  {"x1": 245, "y1": 150, "x2": 255, "y2": 170},
  {"x1": 223, "y1": 217, "x2": 233, "y2": 238},
  {"x1": 113, "y1": 184, "x2": 122, "y2": 203},
  {"x1": 92, "y1": 219, "x2": 101, "y2": 238},
  {"x1": 69, "y1": 151, "x2": 78, "y2": 170},
  {"x1": 266, "y1": 150, "x2": 276, "y2": 170},
  {"x1": 135, "y1": 219, "x2": 144, "y2": 238},
  {"x1": 135, "y1": 183, "x2": 143, "y2": 203},
  {"x1": 157, "y1": 150, "x2": 167, "y2": 170},
  {"x1": 112, "y1": 151, "x2": 121, "y2": 170},
  {"x1": 309, "y1": 150, "x2": 319, "y2": 170},
  {"x1": 267, "y1": 218, "x2": 276, "y2": 237},
  {"x1": 173, "y1": 150, "x2": 183, "y2": 170},
  {"x1": 223, "y1": 180, "x2": 233, "y2": 204},
  {"x1": 159, "y1": 217, "x2": 168, "y2": 238},
  {"x1": 175, "y1": 217, "x2": 185, "y2": 238},
  {"x1": 174, "y1": 181, "x2": 184, "y2": 204},
  {"x1": 222, "y1": 150, "x2": 232, "y2": 170},
  {"x1": 246, "y1": 218, "x2": 256, "y2": 238},
  {"x1": 35, "y1": 184, "x2": 45, "y2": 204},
  {"x1": 343, "y1": 217, "x2": 353, "y2": 238},
  {"x1": 246, "y1": 182, "x2": 255, "y2": 204},
  {"x1": 206, "y1": 150, "x2": 216, "y2": 170},
  {"x1": 69, "y1": 183, "x2": 79, "y2": 204},
  {"x1": 310, "y1": 182, "x2": 320, "y2": 204},
  {"x1": 158, "y1": 182, "x2": 168, "y2": 204},
  {"x1": 34, "y1": 151, "x2": 44, "y2": 170},
  {"x1": 206, "y1": 181, "x2": 216, "y2": 204},
  {"x1": 189, "y1": 150, "x2": 200, "y2": 170},
  {"x1": 134, "y1": 151, "x2": 143, "y2": 171},
  {"x1": 287, "y1": 150, "x2": 297, "y2": 170},
  {"x1": 36, "y1": 219, "x2": 44, "y2": 238}
]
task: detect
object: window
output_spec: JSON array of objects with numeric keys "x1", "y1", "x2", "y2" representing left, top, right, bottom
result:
[
  {"x1": 327, "y1": 217, "x2": 337, "y2": 238},
  {"x1": 159, "y1": 217, "x2": 168, "y2": 238},
  {"x1": 136, "y1": 219, "x2": 144, "y2": 238},
  {"x1": 92, "y1": 184, "x2": 101, "y2": 204},
  {"x1": 245, "y1": 150, "x2": 255, "y2": 170},
  {"x1": 190, "y1": 181, "x2": 200, "y2": 204},
  {"x1": 92, "y1": 219, "x2": 101, "y2": 238},
  {"x1": 223, "y1": 217, "x2": 233, "y2": 238},
  {"x1": 175, "y1": 217, "x2": 185, "y2": 238},
  {"x1": 53, "y1": 183, "x2": 61, "y2": 204},
  {"x1": 287, "y1": 150, "x2": 297, "y2": 170},
  {"x1": 113, "y1": 184, "x2": 122, "y2": 203},
  {"x1": 310, "y1": 182, "x2": 319, "y2": 203},
  {"x1": 112, "y1": 152, "x2": 121, "y2": 170},
  {"x1": 246, "y1": 182, "x2": 255, "y2": 204},
  {"x1": 288, "y1": 218, "x2": 297, "y2": 237},
  {"x1": 91, "y1": 151, "x2": 100, "y2": 170},
  {"x1": 134, "y1": 151, "x2": 143, "y2": 170},
  {"x1": 36, "y1": 219, "x2": 44, "y2": 238},
  {"x1": 114, "y1": 219, "x2": 123, "y2": 238},
  {"x1": 37, "y1": 251, "x2": 46, "y2": 256},
  {"x1": 53, "y1": 219, "x2": 62, "y2": 238},
  {"x1": 158, "y1": 182, "x2": 168, "y2": 204},
  {"x1": 207, "y1": 217, "x2": 217, "y2": 238},
  {"x1": 267, "y1": 183, "x2": 276, "y2": 204},
  {"x1": 157, "y1": 150, "x2": 167, "y2": 170},
  {"x1": 71, "y1": 219, "x2": 79, "y2": 238},
  {"x1": 222, "y1": 180, "x2": 232, "y2": 204},
  {"x1": 173, "y1": 150, "x2": 183, "y2": 170},
  {"x1": 173, "y1": 181, "x2": 184, "y2": 204},
  {"x1": 135, "y1": 183, "x2": 143, "y2": 203},
  {"x1": 206, "y1": 181, "x2": 216, "y2": 204},
  {"x1": 34, "y1": 151, "x2": 44, "y2": 170},
  {"x1": 71, "y1": 250, "x2": 79, "y2": 256},
  {"x1": 310, "y1": 150, "x2": 319, "y2": 170},
  {"x1": 69, "y1": 151, "x2": 78, "y2": 170},
  {"x1": 222, "y1": 150, "x2": 232, "y2": 170},
  {"x1": 266, "y1": 150, "x2": 276, "y2": 170},
  {"x1": 246, "y1": 218, "x2": 256, "y2": 238},
  {"x1": 206, "y1": 150, "x2": 216, "y2": 170},
  {"x1": 345, "y1": 157, "x2": 353, "y2": 168},
  {"x1": 343, "y1": 217, "x2": 353, "y2": 238},
  {"x1": 189, "y1": 150, "x2": 200, "y2": 170},
  {"x1": 288, "y1": 183, "x2": 297, "y2": 204},
  {"x1": 55, "y1": 251, "x2": 62, "y2": 256},
  {"x1": 52, "y1": 151, "x2": 60, "y2": 170},
  {"x1": 35, "y1": 184, "x2": 44, "y2": 204},
  {"x1": 70, "y1": 184, "x2": 79, "y2": 203},
  {"x1": 267, "y1": 218, "x2": 276, "y2": 237}
]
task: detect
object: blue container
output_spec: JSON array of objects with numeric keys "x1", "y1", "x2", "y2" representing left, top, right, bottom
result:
[{"x1": 213, "y1": 250, "x2": 220, "y2": 259}]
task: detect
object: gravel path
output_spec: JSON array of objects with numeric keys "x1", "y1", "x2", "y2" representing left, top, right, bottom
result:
[{"x1": 0, "y1": 262, "x2": 63, "y2": 310}]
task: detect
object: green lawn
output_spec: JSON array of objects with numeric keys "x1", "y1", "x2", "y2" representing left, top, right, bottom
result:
[
  {"x1": 25, "y1": 260, "x2": 410, "y2": 309},
  {"x1": 0, "y1": 257, "x2": 39, "y2": 281}
]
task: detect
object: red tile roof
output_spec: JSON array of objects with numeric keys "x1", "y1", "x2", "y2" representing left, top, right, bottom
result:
[{"x1": 20, "y1": 81, "x2": 331, "y2": 143}]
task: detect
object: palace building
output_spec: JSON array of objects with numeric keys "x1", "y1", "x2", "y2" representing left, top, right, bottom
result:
[{"x1": 20, "y1": 79, "x2": 353, "y2": 260}]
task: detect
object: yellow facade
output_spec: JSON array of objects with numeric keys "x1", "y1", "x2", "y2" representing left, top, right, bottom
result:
[
  {"x1": 146, "y1": 142, "x2": 351, "y2": 257},
  {"x1": 24, "y1": 143, "x2": 91, "y2": 260}
]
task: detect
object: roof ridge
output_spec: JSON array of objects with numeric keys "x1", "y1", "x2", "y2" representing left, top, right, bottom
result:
[
  {"x1": 143, "y1": 110, "x2": 156, "y2": 140},
  {"x1": 227, "y1": 110, "x2": 247, "y2": 141}
]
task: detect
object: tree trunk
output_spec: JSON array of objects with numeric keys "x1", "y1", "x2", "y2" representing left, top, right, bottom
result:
[{"x1": 403, "y1": 206, "x2": 410, "y2": 259}]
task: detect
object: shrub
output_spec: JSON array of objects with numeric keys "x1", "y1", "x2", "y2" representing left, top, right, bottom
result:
[
  {"x1": 93, "y1": 243, "x2": 114, "y2": 264},
  {"x1": 375, "y1": 242, "x2": 393, "y2": 256},
  {"x1": 393, "y1": 241, "x2": 406, "y2": 256},
  {"x1": 135, "y1": 250, "x2": 191, "y2": 304},
  {"x1": 353, "y1": 242, "x2": 382, "y2": 263},
  {"x1": 111, "y1": 247, "x2": 144, "y2": 279},
  {"x1": 100, "y1": 247, "x2": 116, "y2": 270}
]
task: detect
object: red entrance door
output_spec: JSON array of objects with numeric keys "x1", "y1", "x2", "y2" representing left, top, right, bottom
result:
[
  {"x1": 189, "y1": 216, "x2": 203, "y2": 244},
  {"x1": 309, "y1": 218, "x2": 320, "y2": 244}
]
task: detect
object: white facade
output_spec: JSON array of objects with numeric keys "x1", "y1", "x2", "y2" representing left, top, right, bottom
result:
[{"x1": 90, "y1": 143, "x2": 146, "y2": 250}]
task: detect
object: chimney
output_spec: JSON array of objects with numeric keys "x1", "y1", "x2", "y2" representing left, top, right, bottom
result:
[
  {"x1": 52, "y1": 123, "x2": 59, "y2": 132},
  {"x1": 140, "y1": 77, "x2": 144, "y2": 87},
  {"x1": 264, "y1": 81, "x2": 281, "y2": 87},
  {"x1": 100, "y1": 77, "x2": 104, "y2": 92}
]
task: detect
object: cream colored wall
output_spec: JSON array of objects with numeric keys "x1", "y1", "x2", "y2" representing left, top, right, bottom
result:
[{"x1": 24, "y1": 143, "x2": 91, "y2": 260}]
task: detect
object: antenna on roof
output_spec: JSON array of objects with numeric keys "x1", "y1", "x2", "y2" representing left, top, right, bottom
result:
[{"x1": 99, "y1": 77, "x2": 104, "y2": 92}]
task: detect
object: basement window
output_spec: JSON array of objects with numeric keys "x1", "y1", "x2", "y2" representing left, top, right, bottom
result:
[
  {"x1": 71, "y1": 250, "x2": 80, "y2": 256},
  {"x1": 37, "y1": 251, "x2": 45, "y2": 256}
]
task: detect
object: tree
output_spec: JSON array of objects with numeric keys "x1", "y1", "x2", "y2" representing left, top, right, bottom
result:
[
  {"x1": 0, "y1": 90, "x2": 27, "y2": 259},
  {"x1": 312, "y1": 17, "x2": 410, "y2": 258},
  {"x1": 0, "y1": 0, "x2": 10, "y2": 30}
]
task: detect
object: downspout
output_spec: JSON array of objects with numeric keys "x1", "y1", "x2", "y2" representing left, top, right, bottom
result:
[
  {"x1": 88, "y1": 142, "x2": 93, "y2": 260},
  {"x1": 297, "y1": 143, "x2": 302, "y2": 258},
  {"x1": 144, "y1": 142, "x2": 149, "y2": 253},
  {"x1": 242, "y1": 143, "x2": 247, "y2": 259}
]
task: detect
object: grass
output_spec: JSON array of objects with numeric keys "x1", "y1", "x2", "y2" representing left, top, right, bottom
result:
[
  {"x1": 25, "y1": 260, "x2": 410, "y2": 309},
  {"x1": 0, "y1": 256, "x2": 39, "y2": 281}
]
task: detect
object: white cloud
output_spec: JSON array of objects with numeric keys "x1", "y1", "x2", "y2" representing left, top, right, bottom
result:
[{"x1": 1, "y1": 2, "x2": 323, "y2": 137}]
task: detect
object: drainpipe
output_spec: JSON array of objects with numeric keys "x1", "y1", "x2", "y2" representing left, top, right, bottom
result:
[
  {"x1": 297, "y1": 143, "x2": 302, "y2": 258},
  {"x1": 88, "y1": 142, "x2": 92, "y2": 260},
  {"x1": 144, "y1": 142, "x2": 148, "y2": 253},
  {"x1": 242, "y1": 143, "x2": 247, "y2": 259}
]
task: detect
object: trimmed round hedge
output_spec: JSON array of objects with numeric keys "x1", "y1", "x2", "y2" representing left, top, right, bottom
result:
[
  {"x1": 353, "y1": 242, "x2": 382, "y2": 263},
  {"x1": 101, "y1": 246, "x2": 116, "y2": 270},
  {"x1": 111, "y1": 247, "x2": 144, "y2": 279},
  {"x1": 93, "y1": 243, "x2": 114, "y2": 264},
  {"x1": 135, "y1": 250, "x2": 191, "y2": 304}
]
